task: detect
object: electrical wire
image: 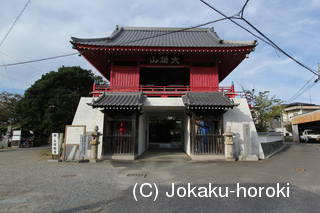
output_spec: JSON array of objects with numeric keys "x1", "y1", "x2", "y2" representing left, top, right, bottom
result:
[
  {"x1": 199, "y1": 0, "x2": 275, "y2": 48},
  {"x1": 200, "y1": 0, "x2": 319, "y2": 103},
  {"x1": 240, "y1": 18, "x2": 319, "y2": 76},
  {"x1": 292, "y1": 83, "x2": 317, "y2": 102},
  {"x1": 0, "y1": 0, "x2": 31, "y2": 48},
  {"x1": 119, "y1": 17, "x2": 231, "y2": 45},
  {"x1": 236, "y1": 1, "x2": 320, "y2": 102},
  {"x1": 287, "y1": 77, "x2": 314, "y2": 102},
  {"x1": 0, "y1": 53, "x2": 77, "y2": 67},
  {"x1": 200, "y1": 0, "x2": 319, "y2": 77},
  {"x1": 0, "y1": 17, "x2": 232, "y2": 67},
  {"x1": 287, "y1": 76, "x2": 317, "y2": 102},
  {"x1": 0, "y1": 50, "x2": 46, "y2": 73},
  {"x1": 240, "y1": 0, "x2": 250, "y2": 17}
]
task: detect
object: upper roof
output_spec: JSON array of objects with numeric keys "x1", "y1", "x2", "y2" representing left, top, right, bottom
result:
[{"x1": 71, "y1": 26, "x2": 256, "y2": 48}]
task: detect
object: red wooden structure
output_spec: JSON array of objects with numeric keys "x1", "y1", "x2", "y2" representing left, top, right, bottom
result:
[
  {"x1": 71, "y1": 27, "x2": 256, "y2": 98},
  {"x1": 92, "y1": 83, "x2": 237, "y2": 98},
  {"x1": 71, "y1": 27, "x2": 256, "y2": 156}
]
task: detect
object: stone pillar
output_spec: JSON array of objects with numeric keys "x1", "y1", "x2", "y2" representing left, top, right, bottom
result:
[
  {"x1": 224, "y1": 131, "x2": 235, "y2": 161},
  {"x1": 90, "y1": 126, "x2": 100, "y2": 163}
]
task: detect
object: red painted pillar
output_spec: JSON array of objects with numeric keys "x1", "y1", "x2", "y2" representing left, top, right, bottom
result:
[{"x1": 230, "y1": 82, "x2": 236, "y2": 98}]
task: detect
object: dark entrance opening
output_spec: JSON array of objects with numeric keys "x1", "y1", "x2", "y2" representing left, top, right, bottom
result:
[
  {"x1": 148, "y1": 115, "x2": 184, "y2": 149},
  {"x1": 298, "y1": 121, "x2": 320, "y2": 143},
  {"x1": 140, "y1": 67, "x2": 190, "y2": 86},
  {"x1": 103, "y1": 114, "x2": 139, "y2": 155}
]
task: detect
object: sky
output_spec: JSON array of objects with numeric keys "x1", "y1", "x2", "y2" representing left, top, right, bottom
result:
[{"x1": 0, "y1": 0, "x2": 319, "y2": 104}]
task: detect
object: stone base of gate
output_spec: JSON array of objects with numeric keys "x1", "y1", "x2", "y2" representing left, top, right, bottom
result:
[
  {"x1": 189, "y1": 154, "x2": 225, "y2": 161},
  {"x1": 103, "y1": 154, "x2": 137, "y2": 161},
  {"x1": 239, "y1": 154, "x2": 259, "y2": 161}
]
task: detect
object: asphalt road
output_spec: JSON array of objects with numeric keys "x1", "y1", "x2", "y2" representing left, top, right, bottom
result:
[{"x1": 0, "y1": 144, "x2": 320, "y2": 213}]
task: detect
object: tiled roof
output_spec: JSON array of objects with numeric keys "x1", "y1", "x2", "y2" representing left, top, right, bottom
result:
[
  {"x1": 71, "y1": 26, "x2": 256, "y2": 48},
  {"x1": 89, "y1": 92, "x2": 145, "y2": 109},
  {"x1": 182, "y1": 92, "x2": 237, "y2": 109}
]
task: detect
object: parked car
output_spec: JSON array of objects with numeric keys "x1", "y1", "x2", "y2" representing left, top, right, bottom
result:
[{"x1": 300, "y1": 130, "x2": 320, "y2": 142}]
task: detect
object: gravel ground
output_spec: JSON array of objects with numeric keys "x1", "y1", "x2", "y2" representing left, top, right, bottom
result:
[{"x1": 0, "y1": 144, "x2": 320, "y2": 213}]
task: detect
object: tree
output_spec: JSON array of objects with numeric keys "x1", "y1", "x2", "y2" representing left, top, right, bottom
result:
[
  {"x1": 244, "y1": 89, "x2": 283, "y2": 132},
  {"x1": 16, "y1": 66, "x2": 95, "y2": 143},
  {"x1": 0, "y1": 92, "x2": 22, "y2": 135},
  {"x1": 285, "y1": 123, "x2": 293, "y2": 134}
]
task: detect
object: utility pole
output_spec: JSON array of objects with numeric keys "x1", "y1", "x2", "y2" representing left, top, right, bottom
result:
[
  {"x1": 318, "y1": 64, "x2": 320, "y2": 81},
  {"x1": 309, "y1": 64, "x2": 320, "y2": 103},
  {"x1": 315, "y1": 64, "x2": 320, "y2": 83}
]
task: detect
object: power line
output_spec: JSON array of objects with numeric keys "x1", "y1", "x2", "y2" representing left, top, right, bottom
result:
[
  {"x1": 240, "y1": 0, "x2": 250, "y2": 17},
  {"x1": 0, "y1": 53, "x2": 77, "y2": 67},
  {"x1": 293, "y1": 82, "x2": 317, "y2": 102},
  {"x1": 0, "y1": 17, "x2": 232, "y2": 67},
  {"x1": 200, "y1": 0, "x2": 319, "y2": 77},
  {"x1": 120, "y1": 17, "x2": 231, "y2": 45},
  {"x1": 0, "y1": 0, "x2": 31, "y2": 48},
  {"x1": 199, "y1": 0, "x2": 275, "y2": 48},
  {"x1": 240, "y1": 18, "x2": 319, "y2": 76},
  {"x1": 234, "y1": 1, "x2": 320, "y2": 102},
  {"x1": 287, "y1": 66, "x2": 319, "y2": 102},
  {"x1": 0, "y1": 50, "x2": 46, "y2": 73},
  {"x1": 287, "y1": 76, "x2": 316, "y2": 102},
  {"x1": 200, "y1": 0, "x2": 320, "y2": 103}
]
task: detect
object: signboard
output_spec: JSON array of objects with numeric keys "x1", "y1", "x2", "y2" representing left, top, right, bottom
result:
[
  {"x1": 148, "y1": 56, "x2": 181, "y2": 65},
  {"x1": 52, "y1": 133, "x2": 62, "y2": 155},
  {"x1": 80, "y1": 135, "x2": 92, "y2": 159},
  {"x1": 12, "y1": 130, "x2": 21, "y2": 141},
  {"x1": 63, "y1": 125, "x2": 86, "y2": 161},
  {"x1": 64, "y1": 125, "x2": 86, "y2": 145}
]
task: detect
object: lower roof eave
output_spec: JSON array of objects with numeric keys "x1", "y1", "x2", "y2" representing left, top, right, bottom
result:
[{"x1": 74, "y1": 44, "x2": 255, "y2": 54}]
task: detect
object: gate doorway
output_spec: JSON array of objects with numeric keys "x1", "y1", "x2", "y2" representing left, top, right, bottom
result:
[
  {"x1": 148, "y1": 113, "x2": 184, "y2": 150},
  {"x1": 190, "y1": 113, "x2": 224, "y2": 155}
]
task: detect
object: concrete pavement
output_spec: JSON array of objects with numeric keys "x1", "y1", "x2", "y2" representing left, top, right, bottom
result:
[{"x1": 0, "y1": 144, "x2": 319, "y2": 212}]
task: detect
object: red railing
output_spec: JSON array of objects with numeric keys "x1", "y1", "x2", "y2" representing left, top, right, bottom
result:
[{"x1": 92, "y1": 83, "x2": 239, "y2": 98}]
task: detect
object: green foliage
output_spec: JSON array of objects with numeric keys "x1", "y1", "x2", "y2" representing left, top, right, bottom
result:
[
  {"x1": 285, "y1": 123, "x2": 293, "y2": 133},
  {"x1": 0, "y1": 91, "x2": 22, "y2": 124},
  {"x1": 16, "y1": 66, "x2": 94, "y2": 138},
  {"x1": 0, "y1": 92, "x2": 22, "y2": 135},
  {"x1": 0, "y1": 125, "x2": 8, "y2": 136},
  {"x1": 244, "y1": 90, "x2": 284, "y2": 132}
]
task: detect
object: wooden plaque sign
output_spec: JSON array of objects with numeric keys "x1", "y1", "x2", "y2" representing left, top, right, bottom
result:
[
  {"x1": 65, "y1": 125, "x2": 86, "y2": 145},
  {"x1": 63, "y1": 125, "x2": 86, "y2": 161}
]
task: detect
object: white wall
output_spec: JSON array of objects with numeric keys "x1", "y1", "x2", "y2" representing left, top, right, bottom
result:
[
  {"x1": 72, "y1": 97, "x2": 104, "y2": 159},
  {"x1": 258, "y1": 133, "x2": 283, "y2": 143},
  {"x1": 223, "y1": 98, "x2": 265, "y2": 159},
  {"x1": 71, "y1": 97, "x2": 265, "y2": 160},
  {"x1": 144, "y1": 97, "x2": 184, "y2": 107}
]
